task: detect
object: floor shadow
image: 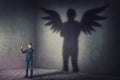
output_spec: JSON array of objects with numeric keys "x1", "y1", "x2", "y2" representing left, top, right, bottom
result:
[{"x1": 33, "y1": 71, "x2": 86, "y2": 80}]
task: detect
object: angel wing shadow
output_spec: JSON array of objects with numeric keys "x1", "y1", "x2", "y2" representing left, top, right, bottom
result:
[
  {"x1": 41, "y1": 4, "x2": 109, "y2": 72},
  {"x1": 41, "y1": 7, "x2": 62, "y2": 32}
]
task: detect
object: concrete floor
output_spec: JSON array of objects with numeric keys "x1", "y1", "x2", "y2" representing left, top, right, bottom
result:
[{"x1": 0, "y1": 68, "x2": 120, "y2": 80}]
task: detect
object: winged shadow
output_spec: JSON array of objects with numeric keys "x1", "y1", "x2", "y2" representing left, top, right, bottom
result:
[{"x1": 41, "y1": 4, "x2": 109, "y2": 72}]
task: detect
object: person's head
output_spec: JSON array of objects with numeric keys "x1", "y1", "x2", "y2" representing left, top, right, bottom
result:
[
  {"x1": 27, "y1": 42, "x2": 32, "y2": 48},
  {"x1": 67, "y1": 8, "x2": 76, "y2": 20}
]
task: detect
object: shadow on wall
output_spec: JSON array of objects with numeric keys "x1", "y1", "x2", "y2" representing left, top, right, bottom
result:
[{"x1": 40, "y1": 4, "x2": 109, "y2": 72}]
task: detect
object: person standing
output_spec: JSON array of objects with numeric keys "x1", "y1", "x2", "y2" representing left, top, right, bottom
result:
[{"x1": 21, "y1": 42, "x2": 34, "y2": 78}]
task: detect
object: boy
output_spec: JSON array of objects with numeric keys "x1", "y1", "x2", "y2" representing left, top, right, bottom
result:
[{"x1": 21, "y1": 42, "x2": 34, "y2": 78}]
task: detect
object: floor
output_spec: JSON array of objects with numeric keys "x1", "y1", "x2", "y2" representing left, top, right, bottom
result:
[{"x1": 0, "y1": 68, "x2": 120, "y2": 80}]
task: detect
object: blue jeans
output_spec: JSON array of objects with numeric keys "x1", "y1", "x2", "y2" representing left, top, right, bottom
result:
[{"x1": 25, "y1": 60, "x2": 33, "y2": 77}]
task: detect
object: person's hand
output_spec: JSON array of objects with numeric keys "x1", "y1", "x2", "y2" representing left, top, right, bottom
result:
[{"x1": 21, "y1": 45, "x2": 23, "y2": 49}]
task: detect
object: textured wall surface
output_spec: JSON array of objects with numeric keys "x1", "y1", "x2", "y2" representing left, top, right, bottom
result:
[
  {"x1": 0, "y1": 0, "x2": 36, "y2": 69},
  {"x1": 0, "y1": 0, "x2": 120, "y2": 76}
]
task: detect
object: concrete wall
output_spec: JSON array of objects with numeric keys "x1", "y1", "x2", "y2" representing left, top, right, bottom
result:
[
  {"x1": 0, "y1": 0, "x2": 36, "y2": 69},
  {"x1": 35, "y1": 0, "x2": 120, "y2": 75},
  {"x1": 0, "y1": 0, "x2": 120, "y2": 76}
]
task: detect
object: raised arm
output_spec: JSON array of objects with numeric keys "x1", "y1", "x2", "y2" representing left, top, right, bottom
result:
[{"x1": 21, "y1": 45, "x2": 26, "y2": 53}]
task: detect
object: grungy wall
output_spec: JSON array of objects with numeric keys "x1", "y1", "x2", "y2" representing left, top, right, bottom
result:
[
  {"x1": 0, "y1": 0, "x2": 120, "y2": 75},
  {"x1": 35, "y1": 0, "x2": 120, "y2": 75},
  {"x1": 0, "y1": 0, "x2": 36, "y2": 69}
]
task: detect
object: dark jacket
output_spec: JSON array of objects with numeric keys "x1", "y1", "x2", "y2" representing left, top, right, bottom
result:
[{"x1": 21, "y1": 48, "x2": 34, "y2": 61}]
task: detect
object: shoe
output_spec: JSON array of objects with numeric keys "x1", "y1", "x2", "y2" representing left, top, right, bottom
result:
[
  {"x1": 73, "y1": 70, "x2": 79, "y2": 72},
  {"x1": 62, "y1": 69, "x2": 69, "y2": 72},
  {"x1": 24, "y1": 75, "x2": 28, "y2": 78},
  {"x1": 29, "y1": 76, "x2": 33, "y2": 78}
]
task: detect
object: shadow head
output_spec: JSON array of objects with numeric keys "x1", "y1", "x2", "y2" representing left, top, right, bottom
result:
[{"x1": 67, "y1": 8, "x2": 76, "y2": 20}]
